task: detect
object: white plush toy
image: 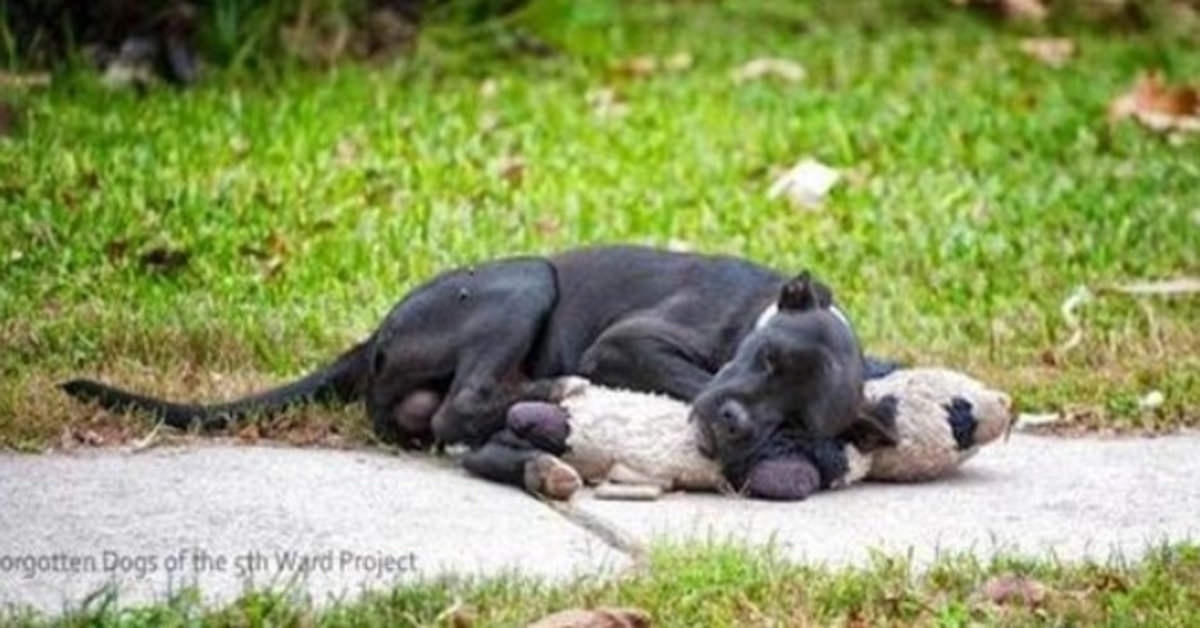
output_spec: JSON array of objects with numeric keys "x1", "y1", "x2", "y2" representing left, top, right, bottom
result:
[{"x1": 515, "y1": 367, "x2": 1012, "y2": 500}]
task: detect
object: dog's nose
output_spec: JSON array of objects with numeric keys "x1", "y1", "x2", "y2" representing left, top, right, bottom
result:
[{"x1": 717, "y1": 400, "x2": 752, "y2": 438}]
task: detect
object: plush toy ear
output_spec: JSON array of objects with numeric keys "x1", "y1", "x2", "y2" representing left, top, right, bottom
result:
[
  {"x1": 841, "y1": 395, "x2": 900, "y2": 452},
  {"x1": 778, "y1": 270, "x2": 835, "y2": 312}
]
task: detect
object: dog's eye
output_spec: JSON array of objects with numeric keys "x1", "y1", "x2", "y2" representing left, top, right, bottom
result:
[{"x1": 758, "y1": 346, "x2": 781, "y2": 374}]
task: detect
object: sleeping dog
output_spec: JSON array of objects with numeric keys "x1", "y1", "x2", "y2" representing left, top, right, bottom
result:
[{"x1": 60, "y1": 245, "x2": 896, "y2": 469}]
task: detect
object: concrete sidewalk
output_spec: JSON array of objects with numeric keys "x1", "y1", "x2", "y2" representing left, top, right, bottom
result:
[{"x1": 2, "y1": 433, "x2": 1198, "y2": 615}]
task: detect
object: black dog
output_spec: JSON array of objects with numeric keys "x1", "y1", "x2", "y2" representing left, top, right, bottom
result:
[
  {"x1": 462, "y1": 276, "x2": 900, "y2": 499},
  {"x1": 61, "y1": 245, "x2": 896, "y2": 470}
]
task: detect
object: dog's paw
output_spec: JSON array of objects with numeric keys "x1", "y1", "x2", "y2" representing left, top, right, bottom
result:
[
  {"x1": 524, "y1": 454, "x2": 583, "y2": 501},
  {"x1": 550, "y1": 376, "x2": 592, "y2": 400}
]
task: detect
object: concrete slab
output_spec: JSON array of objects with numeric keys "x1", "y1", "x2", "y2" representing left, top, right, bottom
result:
[
  {"x1": 574, "y1": 433, "x2": 1200, "y2": 567},
  {"x1": 0, "y1": 445, "x2": 628, "y2": 615}
]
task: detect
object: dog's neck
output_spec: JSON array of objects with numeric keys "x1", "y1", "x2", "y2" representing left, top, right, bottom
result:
[{"x1": 754, "y1": 303, "x2": 852, "y2": 331}]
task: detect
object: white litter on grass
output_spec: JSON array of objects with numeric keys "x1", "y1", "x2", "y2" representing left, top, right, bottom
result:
[
  {"x1": 1056, "y1": 285, "x2": 1094, "y2": 356},
  {"x1": 731, "y1": 58, "x2": 806, "y2": 83},
  {"x1": 768, "y1": 159, "x2": 841, "y2": 209},
  {"x1": 1014, "y1": 413, "x2": 1064, "y2": 431},
  {"x1": 1138, "y1": 390, "x2": 1166, "y2": 411},
  {"x1": 1111, "y1": 277, "x2": 1200, "y2": 296}
]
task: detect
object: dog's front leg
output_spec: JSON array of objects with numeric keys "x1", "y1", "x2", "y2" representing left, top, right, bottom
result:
[{"x1": 577, "y1": 317, "x2": 715, "y2": 401}]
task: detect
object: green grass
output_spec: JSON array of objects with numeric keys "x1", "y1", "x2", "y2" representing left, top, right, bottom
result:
[
  {"x1": 6, "y1": 541, "x2": 1200, "y2": 626},
  {"x1": 1, "y1": 2, "x2": 1199, "y2": 622},
  {"x1": 4, "y1": 0, "x2": 1196, "y2": 447}
]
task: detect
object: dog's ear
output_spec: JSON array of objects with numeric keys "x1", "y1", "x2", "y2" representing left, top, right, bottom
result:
[
  {"x1": 778, "y1": 270, "x2": 824, "y2": 312},
  {"x1": 841, "y1": 396, "x2": 900, "y2": 452}
]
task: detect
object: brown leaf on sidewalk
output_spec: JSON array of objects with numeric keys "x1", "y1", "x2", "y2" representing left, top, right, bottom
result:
[
  {"x1": 1109, "y1": 71, "x2": 1200, "y2": 133},
  {"x1": 731, "y1": 58, "x2": 805, "y2": 84},
  {"x1": 527, "y1": 607, "x2": 651, "y2": 628},
  {"x1": 1018, "y1": 38, "x2": 1075, "y2": 67}
]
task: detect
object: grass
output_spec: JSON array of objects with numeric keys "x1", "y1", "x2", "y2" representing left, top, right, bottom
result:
[
  {"x1": 1, "y1": 2, "x2": 1198, "y2": 622},
  {"x1": 5, "y1": 541, "x2": 1200, "y2": 626},
  {"x1": 2, "y1": 1, "x2": 1197, "y2": 448}
]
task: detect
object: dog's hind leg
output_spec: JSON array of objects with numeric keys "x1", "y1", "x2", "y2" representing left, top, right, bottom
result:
[
  {"x1": 368, "y1": 257, "x2": 559, "y2": 447},
  {"x1": 461, "y1": 430, "x2": 582, "y2": 500}
]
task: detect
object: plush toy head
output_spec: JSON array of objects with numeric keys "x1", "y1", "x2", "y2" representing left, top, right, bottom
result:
[{"x1": 859, "y1": 367, "x2": 1013, "y2": 483}]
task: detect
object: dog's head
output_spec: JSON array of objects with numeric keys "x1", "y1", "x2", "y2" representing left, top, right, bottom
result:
[{"x1": 690, "y1": 271, "x2": 894, "y2": 467}]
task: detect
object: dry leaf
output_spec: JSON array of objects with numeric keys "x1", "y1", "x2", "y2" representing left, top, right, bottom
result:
[
  {"x1": 1018, "y1": 38, "x2": 1075, "y2": 67},
  {"x1": 586, "y1": 88, "x2": 629, "y2": 119},
  {"x1": 139, "y1": 246, "x2": 191, "y2": 273},
  {"x1": 0, "y1": 71, "x2": 51, "y2": 89},
  {"x1": 1109, "y1": 71, "x2": 1200, "y2": 133},
  {"x1": 980, "y1": 573, "x2": 1047, "y2": 607},
  {"x1": 611, "y1": 56, "x2": 659, "y2": 78},
  {"x1": 480, "y1": 78, "x2": 499, "y2": 99},
  {"x1": 527, "y1": 607, "x2": 651, "y2": 628},
  {"x1": 496, "y1": 155, "x2": 526, "y2": 186},
  {"x1": 732, "y1": 58, "x2": 805, "y2": 83},
  {"x1": 664, "y1": 52, "x2": 694, "y2": 72},
  {"x1": 1000, "y1": 0, "x2": 1049, "y2": 21},
  {"x1": 335, "y1": 137, "x2": 360, "y2": 165},
  {"x1": 768, "y1": 159, "x2": 841, "y2": 209},
  {"x1": 0, "y1": 101, "x2": 19, "y2": 137}
]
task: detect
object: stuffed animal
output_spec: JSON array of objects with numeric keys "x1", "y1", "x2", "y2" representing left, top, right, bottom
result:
[{"x1": 503, "y1": 367, "x2": 1013, "y2": 501}]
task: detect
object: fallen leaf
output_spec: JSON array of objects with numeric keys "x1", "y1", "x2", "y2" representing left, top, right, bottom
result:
[
  {"x1": 767, "y1": 159, "x2": 841, "y2": 209},
  {"x1": 1018, "y1": 38, "x2": 1075, "y2": 67},
  {"x1": 335, "y1": 137, "x2": 360, "y2": 166},
  {"x1": 731, "y1": 58, "x2": 805, "y2": 83},
  {"x1": 496, "y1": 155, "x2": 526, "y2": 186},
  {"x1": 1000, "y1": 0, "x2": 1049, "y2": 22},
  {"x1": 105, "y1": 239, "x2": 131, "y2": 262},
  {"x1": 526, "y1": 607, "x2": 651, "y2": 628},
  {"x1": 611, "y1": 55, "x2": 659, "y2": 78},
  {"x1": 229, "y1": 135, "x2": 251, "y2": 157},
  {"x1": 139, "y1": 246, "x2": 191, "y2": 273},
  {"x1": 479, "y1": 78, "x2": 499, "y2": 99},
  {"x1": 1109, "y1": 71, "x2": 1200, "y2": 133},
  {"x1": 0, "y1": 101, "x2": 18, "y2": 137},
  {"x1": 664, "y1": 52, "x2": 694, "y2": 72},
  {"x1": 237, "y1": 424, "x2": 261, "y2": 444},
  {"x1": 586, "y1": 88, "x2": 629, "y2": 119},
  {"x1": 0, "y1": 71, "x2": 51, "y2": 89},
  {"x1": 980, "y1": 573, "x2": 1047, "y2": 607}
]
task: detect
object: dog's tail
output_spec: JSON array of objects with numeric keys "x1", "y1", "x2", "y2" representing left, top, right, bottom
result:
[{"x1": 59, "y1": 339, "x2": 374, "y2": 431}]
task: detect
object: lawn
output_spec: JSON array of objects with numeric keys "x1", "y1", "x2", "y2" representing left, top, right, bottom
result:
[
  {"x1": 3, "y1": 2, "x2": 1197, "y2": 451},
  {"x1": 1, "y1": 0, "x2": 1198, "y2": 623}
]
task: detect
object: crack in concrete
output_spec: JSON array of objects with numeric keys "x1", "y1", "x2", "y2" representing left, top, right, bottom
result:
[{"x1": 545, "y1": 500, "x2": 648, "y2": 563}]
